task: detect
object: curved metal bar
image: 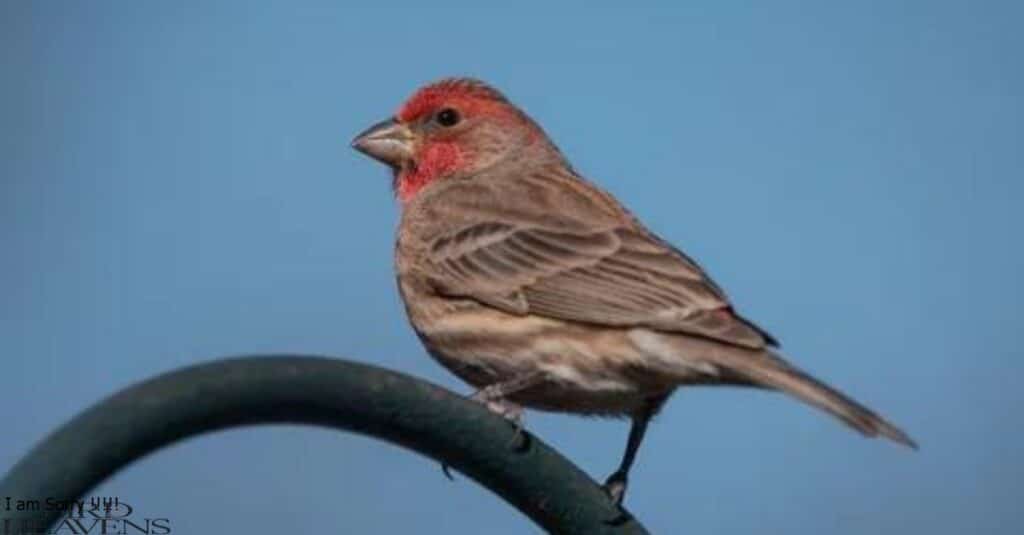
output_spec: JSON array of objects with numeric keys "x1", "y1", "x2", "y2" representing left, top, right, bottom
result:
[{"x1": 0, "y1": 356, "x2": 649, "y2": 534}]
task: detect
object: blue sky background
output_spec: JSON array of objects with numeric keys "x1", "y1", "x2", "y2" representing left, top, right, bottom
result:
[{"x1": 2, "y1": 2, "x2": 1020, "y2": 533}]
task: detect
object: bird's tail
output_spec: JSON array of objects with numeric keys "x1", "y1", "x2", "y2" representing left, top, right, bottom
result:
[{"x1": 725, "y1": 351, "x2": 918, "y2": 449}]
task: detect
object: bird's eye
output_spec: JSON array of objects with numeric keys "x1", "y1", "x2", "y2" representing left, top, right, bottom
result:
[{"x1": 436, "y1": 108, "x2": 460, "y2": 127}]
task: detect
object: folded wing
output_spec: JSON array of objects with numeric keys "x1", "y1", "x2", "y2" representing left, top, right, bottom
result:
[{"x1": 427, "y1": 221, "x2": 776, "y2": 349}]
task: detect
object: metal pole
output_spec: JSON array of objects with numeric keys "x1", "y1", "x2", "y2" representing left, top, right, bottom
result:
[{"x1": 0, "y1": 355, "x2": 649, "y2": 534}]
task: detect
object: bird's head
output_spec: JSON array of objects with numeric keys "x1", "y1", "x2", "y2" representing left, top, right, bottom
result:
[{"x1": 352, "y1": 78, "x2": 558, "y2": 202}]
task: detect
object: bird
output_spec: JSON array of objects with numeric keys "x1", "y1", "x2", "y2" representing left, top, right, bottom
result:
[{"x1": 350, "y1": 77, "x2": 916, "y2": 506}]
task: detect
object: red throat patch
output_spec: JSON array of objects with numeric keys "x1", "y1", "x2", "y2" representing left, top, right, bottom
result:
[{"x1": 396, "y1": 142, "x2": 463, "y2": 202}]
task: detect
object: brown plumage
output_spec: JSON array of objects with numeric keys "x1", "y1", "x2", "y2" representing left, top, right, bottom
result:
[{"x1": 352, "y1": 77, "x2": 916, "y2": 506}]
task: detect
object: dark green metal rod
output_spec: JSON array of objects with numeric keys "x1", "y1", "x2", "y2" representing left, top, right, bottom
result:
[{"x1": 0, "y1": 356, "x2": 649, "y2": 534}]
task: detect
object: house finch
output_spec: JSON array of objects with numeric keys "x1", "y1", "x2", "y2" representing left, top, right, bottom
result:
[{"x1": 351, "y1": 78, "x2": 915, "y2": 505}]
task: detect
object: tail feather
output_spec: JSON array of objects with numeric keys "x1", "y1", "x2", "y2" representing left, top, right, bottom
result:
[{"x1": 729, "y1": 353, "x2": 918, "y2": 449}]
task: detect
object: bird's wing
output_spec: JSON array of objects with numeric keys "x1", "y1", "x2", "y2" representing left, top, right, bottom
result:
[{"x1": 425, "y1": 220, "x2": 776, "y2": 349}]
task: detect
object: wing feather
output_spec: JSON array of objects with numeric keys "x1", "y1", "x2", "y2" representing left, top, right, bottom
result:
[{"x1": 427, "y1": 222, "x2": 774, "y2": 349}]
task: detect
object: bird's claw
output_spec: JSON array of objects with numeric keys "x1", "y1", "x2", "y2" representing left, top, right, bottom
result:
[
  {"x1": 437, "y1": 391, "x2": 529, "y2": 482},
  {"x1": 603, "y1": 470, "x2": 628, "y2": 506},
  {"x1": 471, "y1": 391, "x2": 525, "y2": 427},
  {"x1": 440, "y1": 462, "x2": 455, "y2": 481}
]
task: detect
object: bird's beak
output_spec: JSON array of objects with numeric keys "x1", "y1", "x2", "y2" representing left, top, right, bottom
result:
[{"x1": 351, "y1": 117, "x2": 415, "y2": 168}]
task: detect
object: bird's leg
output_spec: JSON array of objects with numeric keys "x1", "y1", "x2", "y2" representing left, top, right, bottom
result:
[
  {"x1": 470, "y1": 371, "x2": 541, "y2": 424},
  {"x1": 471, "y1": 371, "x2": 545, "y2": 443},
  {"x1": 603, "y1": 414, "x2": 650, "y2": 506},
  {"x1": 472, "y1": 396, "x2": 525, "y2": 427},
  {"x1": 603, "y1": 395, "x2": 666, "y2": 506},
  {"x1": 440, "y1": 372, "x2": 544, "y2": 480},
  {"x1": 473, "y1": 371, "x2": 546, "y2": 401}
]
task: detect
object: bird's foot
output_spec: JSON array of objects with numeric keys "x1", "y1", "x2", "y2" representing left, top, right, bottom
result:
[
  {"x1": 472, "y1": 392, "x2": 525, "y2": 424},
  {"x1": 471, "y1": 392, "x2": 527, "y2": 447},
  {"x1": 439, "y1": 391, "x2": 528, "y2": 480},
  {"x1": 603, "y1": 470, "x2": 629, "y2": 506}
]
